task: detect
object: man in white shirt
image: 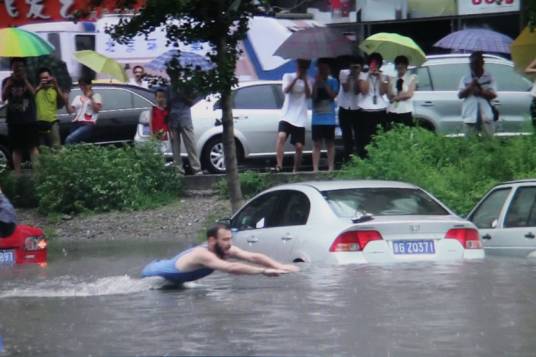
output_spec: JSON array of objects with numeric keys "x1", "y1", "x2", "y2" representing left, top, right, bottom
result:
[
  {"x1": 458, "y1": 51, "x2": 497, "y2": 137},
  {"x1": 275, "y1": 59, "x2": 312, "y2": 173},
  {"x1": 128, "y1": 65, "x2": 149, "y2": 89}
]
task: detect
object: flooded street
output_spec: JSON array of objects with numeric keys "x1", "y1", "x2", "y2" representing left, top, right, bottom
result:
[{"x1": 1, "y1": 242, "x2": 536, "y2": 357}]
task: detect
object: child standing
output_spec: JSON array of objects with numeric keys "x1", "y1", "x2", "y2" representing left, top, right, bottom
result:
[{"x1": 151, "y1": 88, "x2": 169, "y2": 141}]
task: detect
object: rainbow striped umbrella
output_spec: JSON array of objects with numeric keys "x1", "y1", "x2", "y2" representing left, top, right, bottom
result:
[{"x1": 0, "y1": 28, "x2": 55, "y2": 57}]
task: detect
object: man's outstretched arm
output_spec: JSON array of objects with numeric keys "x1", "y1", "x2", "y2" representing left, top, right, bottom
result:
[
  {"x1": 228, "y1": 246, "x2": 300, "y2": 272},
  {"x1": 196, "y1": 249, "x2": 288, "y2": 276}
]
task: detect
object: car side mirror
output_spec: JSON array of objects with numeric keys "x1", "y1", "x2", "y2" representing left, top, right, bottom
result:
[{"x1": 217, "y1": 217, "x2": 231, "y2": 226}]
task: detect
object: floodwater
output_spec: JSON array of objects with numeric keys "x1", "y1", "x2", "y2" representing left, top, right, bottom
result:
[{"x1": 1, "y1": 241, "x2": 536, "y2": 357}]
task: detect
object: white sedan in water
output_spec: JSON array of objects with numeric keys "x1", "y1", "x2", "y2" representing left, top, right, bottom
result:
[{"x1": 228, "y1": 180, "x2": 485, "y2": 264}]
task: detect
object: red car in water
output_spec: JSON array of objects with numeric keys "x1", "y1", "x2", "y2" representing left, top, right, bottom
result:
[{"x1": 0, "y1": 224, "x2": 47, "y2": 265}]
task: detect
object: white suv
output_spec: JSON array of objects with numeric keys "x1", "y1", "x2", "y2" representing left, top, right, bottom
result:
[{"x1": 411, "y1": 54, "x2": 533, "y2": 135}]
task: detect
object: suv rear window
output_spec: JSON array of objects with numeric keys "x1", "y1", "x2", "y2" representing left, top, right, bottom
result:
[
  {"x1": 323, "y1": 188, "x2": 449, "y2": 217},
  {"x1": 428, "y1": 63, "x2": 467, "y2": 91},
  {"x1": 486, "y1": 63, "x2": 532, "y2": 92}
]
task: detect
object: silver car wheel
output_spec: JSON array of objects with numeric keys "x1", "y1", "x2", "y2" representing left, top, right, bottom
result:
[{"x1": 209, "y1": 142, "x2": 226, "y2": 172}]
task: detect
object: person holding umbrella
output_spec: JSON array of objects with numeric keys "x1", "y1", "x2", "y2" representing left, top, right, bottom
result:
[
  {"x1": 1, "y1": 58, "x2": 39, "y2": 175},
  {"x1": 311, "y1": 58, "x2": 338, "y2": 173},
  {"x1": 357, "y1": 52, "x2": 389, "y2": 158},
  {"x1": 387, "y1": 55, "x2": 416, "y2": 127},
  {"x1": 458, "y1": 51, "x2": 497, "y2": 137},
  {"x1": 275, "y1": 59, "x2": 312, "y2": 173}
]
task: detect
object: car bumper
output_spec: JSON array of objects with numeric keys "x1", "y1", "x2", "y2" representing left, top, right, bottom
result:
[{"x1": 328, "y1": 240, "x2": 485, "y2": 264}]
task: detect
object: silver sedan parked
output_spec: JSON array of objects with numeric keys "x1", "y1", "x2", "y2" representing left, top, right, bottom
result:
[
  {"x1": 228, "y1": 180, "x2": 485, "y2": 264},
  {"x1": 134, "y1": 81, "x2": 342, "y2": 173},
  {"x1": 467, "y1": 179, "x2": 536, "y2": 257}
]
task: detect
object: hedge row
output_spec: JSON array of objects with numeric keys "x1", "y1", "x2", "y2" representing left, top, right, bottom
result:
[{"x1": 1, "y1": 143, "x2": 182, "y2": 214}]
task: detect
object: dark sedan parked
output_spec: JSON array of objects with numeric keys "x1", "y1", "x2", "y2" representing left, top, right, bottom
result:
[{"x1": 0, "y1": 83, "x2": 155, "y2": 170}]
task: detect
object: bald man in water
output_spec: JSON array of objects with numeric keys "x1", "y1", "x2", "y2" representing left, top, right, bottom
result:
[{"x1": 142, "y1": 224, "x2": 299, "y2": 283}]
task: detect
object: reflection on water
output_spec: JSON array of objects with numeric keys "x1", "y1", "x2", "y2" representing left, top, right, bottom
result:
[{"x1": 1, "y1": 242, "x2": 536, "y2": 357}]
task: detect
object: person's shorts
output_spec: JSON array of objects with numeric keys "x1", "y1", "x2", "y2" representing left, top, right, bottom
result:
[
  {"x1": 8, "y1": 122, "x2": 39, "y2": 151},
  {"x1": 312, "y1": 124, "x2": 335, "y2": 142},
  {"x1": 278, "y1": 120, "x2": 305, "y2": 146}
]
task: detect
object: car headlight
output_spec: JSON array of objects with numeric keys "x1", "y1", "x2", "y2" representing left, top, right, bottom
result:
[{"x1": 25, "y1": 236, "x2": 47, "y2": 251}]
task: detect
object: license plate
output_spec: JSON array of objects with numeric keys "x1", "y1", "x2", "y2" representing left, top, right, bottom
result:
[
  {"x1": 0, "y1": 250, "x2": 15, "y2": 265},
  {"x1": 393, "y1": 240, "x2": 435, "y2": 255}
]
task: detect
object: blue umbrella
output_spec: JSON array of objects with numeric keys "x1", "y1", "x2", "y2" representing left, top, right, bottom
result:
[
  {"x1": 145, "y1": 50, "x2": 214, "y2": 76},
  {"x1": 434, "y1": 28, "x2": 513, "y2": 54}
]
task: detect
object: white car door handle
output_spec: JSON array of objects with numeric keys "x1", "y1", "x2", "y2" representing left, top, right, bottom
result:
[
  {"x1": 481, "y1": 234, "x2": 492, "y2": 240},
  {"x1": 525, "y1": 232, "x2": 535, "y2": 239},
  {"x1": 420, "y1": 101, "x2": 434, "y2": 107},
  {"x1": 281, "y1": 235, "x2": 294, "y2": 242},
  {"x1": 247, "y1": 237, "x2": 259, "y2": 244}
]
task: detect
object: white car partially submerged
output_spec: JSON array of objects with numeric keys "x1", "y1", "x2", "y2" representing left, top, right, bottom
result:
[{"x1": 228, "y1": 180, "x2": 485, "y2": 264}]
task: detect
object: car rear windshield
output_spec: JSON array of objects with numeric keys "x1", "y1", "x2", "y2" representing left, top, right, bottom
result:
[{"x1": 322, "y1": 188, "x2": 450, "y2": 217}]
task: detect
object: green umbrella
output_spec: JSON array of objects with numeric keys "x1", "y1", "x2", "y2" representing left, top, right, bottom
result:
[
  {"x1": 25, "y1": 55, "x2": 73, "y2": 92},
  {"x1": 0, "y1": 28, "x2": 55, "y2": 57},
  {"x1": 73, "y1": 50, "x2": 128, "y2": 82},
  {"x1": 359, "y1": 32, "x2": 426, "y2": 66}
]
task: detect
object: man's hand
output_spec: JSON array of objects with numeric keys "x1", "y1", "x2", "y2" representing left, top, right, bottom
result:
[
  {"x1": 262, "y1": 268, "x2": 289, "y2": 277},
  {"x1": 280, "y1": 264, "x2": 300, "y2": 272}
]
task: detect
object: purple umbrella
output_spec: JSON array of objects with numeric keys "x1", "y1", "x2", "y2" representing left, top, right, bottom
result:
[
  {"x1": 273, "y1": 27, "x2": 353, "y2": 59},
  {"x1": 434, "y1": 28, "x2": 513, "y2": 54}
]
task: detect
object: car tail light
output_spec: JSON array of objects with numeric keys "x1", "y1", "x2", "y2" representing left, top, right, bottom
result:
[
  {"x1": 25, "y1": 237, "x2": 47, "y2": 251},
  {"x1": 329, "y1": 230, "x2": 383, "y2": 252},
  {"x1": 445, "y1": 228, "x2": 482, "y2": 249}
]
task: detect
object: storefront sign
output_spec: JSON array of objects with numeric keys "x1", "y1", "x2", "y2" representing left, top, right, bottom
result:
[
  {"x1": 457, "y1": 0, "x2": 520, "y2": 15},
  {"x1": 0, "y1": 0, "x2": 143, "y2": 28}
]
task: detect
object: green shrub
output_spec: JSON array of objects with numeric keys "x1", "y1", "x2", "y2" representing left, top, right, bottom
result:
[
  {"x1": 215, "y1": 170, "x2": 271, "y2": 199},
  {"x1": 337, "y1": 126, "x2": 536, "y2": 216},
  {"x1": 0, "y1": 173, "x2": 38, "y2": 208},
  {"x1": 36, "y1": 144, "x2": 182, "y2": 214}
]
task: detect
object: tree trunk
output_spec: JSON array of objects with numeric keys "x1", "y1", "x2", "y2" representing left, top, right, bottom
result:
[{"x1": 217, "y1": 37, "x2": 243, "y2": 212}]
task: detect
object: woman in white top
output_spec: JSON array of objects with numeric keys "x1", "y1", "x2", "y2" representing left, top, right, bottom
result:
[
  {"x1": 336, "y1": 56, "x2": 363, "y2": 162},
  {"x1": 387, "y1": 55, "x2": 417, "y2": 127},
  {"x1": 357, "y1": 52, "x2": 389, "y2": 158},
  {"x1": 526, "y1": 58, "x2": 536, "y2": 127},
  {"x1": 65, "y1": 78, "x2": 102, "y2": 144}
]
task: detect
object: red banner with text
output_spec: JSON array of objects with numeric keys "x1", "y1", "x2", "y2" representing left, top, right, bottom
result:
[{"x1": 0, "y1": 0, "x2": 144, "y2": 28}]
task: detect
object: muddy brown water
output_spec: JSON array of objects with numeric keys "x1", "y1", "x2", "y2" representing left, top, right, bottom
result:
[{"x1": 1, "y1": 241, "x2": 536, "y2": 357}]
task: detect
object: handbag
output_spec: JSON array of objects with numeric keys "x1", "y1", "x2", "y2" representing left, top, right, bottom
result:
[{"x1": 488, "y1": 100, "x2": 499, "y2": 122}]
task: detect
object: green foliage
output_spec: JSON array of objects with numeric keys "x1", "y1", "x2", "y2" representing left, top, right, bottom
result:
[
  {"x1": 0, "y1": 173, "x2": 38, "y2": 208},
  {"x1": 337, "y1": 126, "x2": 536, "y2": 216},
  {"x1": 100, "y1": 0, "x2": 268, "y2": 95},
  {"x1": 215, "y1": 170, "x2": 335, "y2": 199},
  {"x1": 215, "y1": 170, "x2": 270, "y2": 199},
  {"x1": 36, "y1": 144, "x2": 182, "y2": 214}
]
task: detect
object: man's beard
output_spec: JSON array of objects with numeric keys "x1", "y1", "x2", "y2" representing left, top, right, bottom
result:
[{"x1": 214, "y1": 243, "x2": 226, "y2": 259}]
